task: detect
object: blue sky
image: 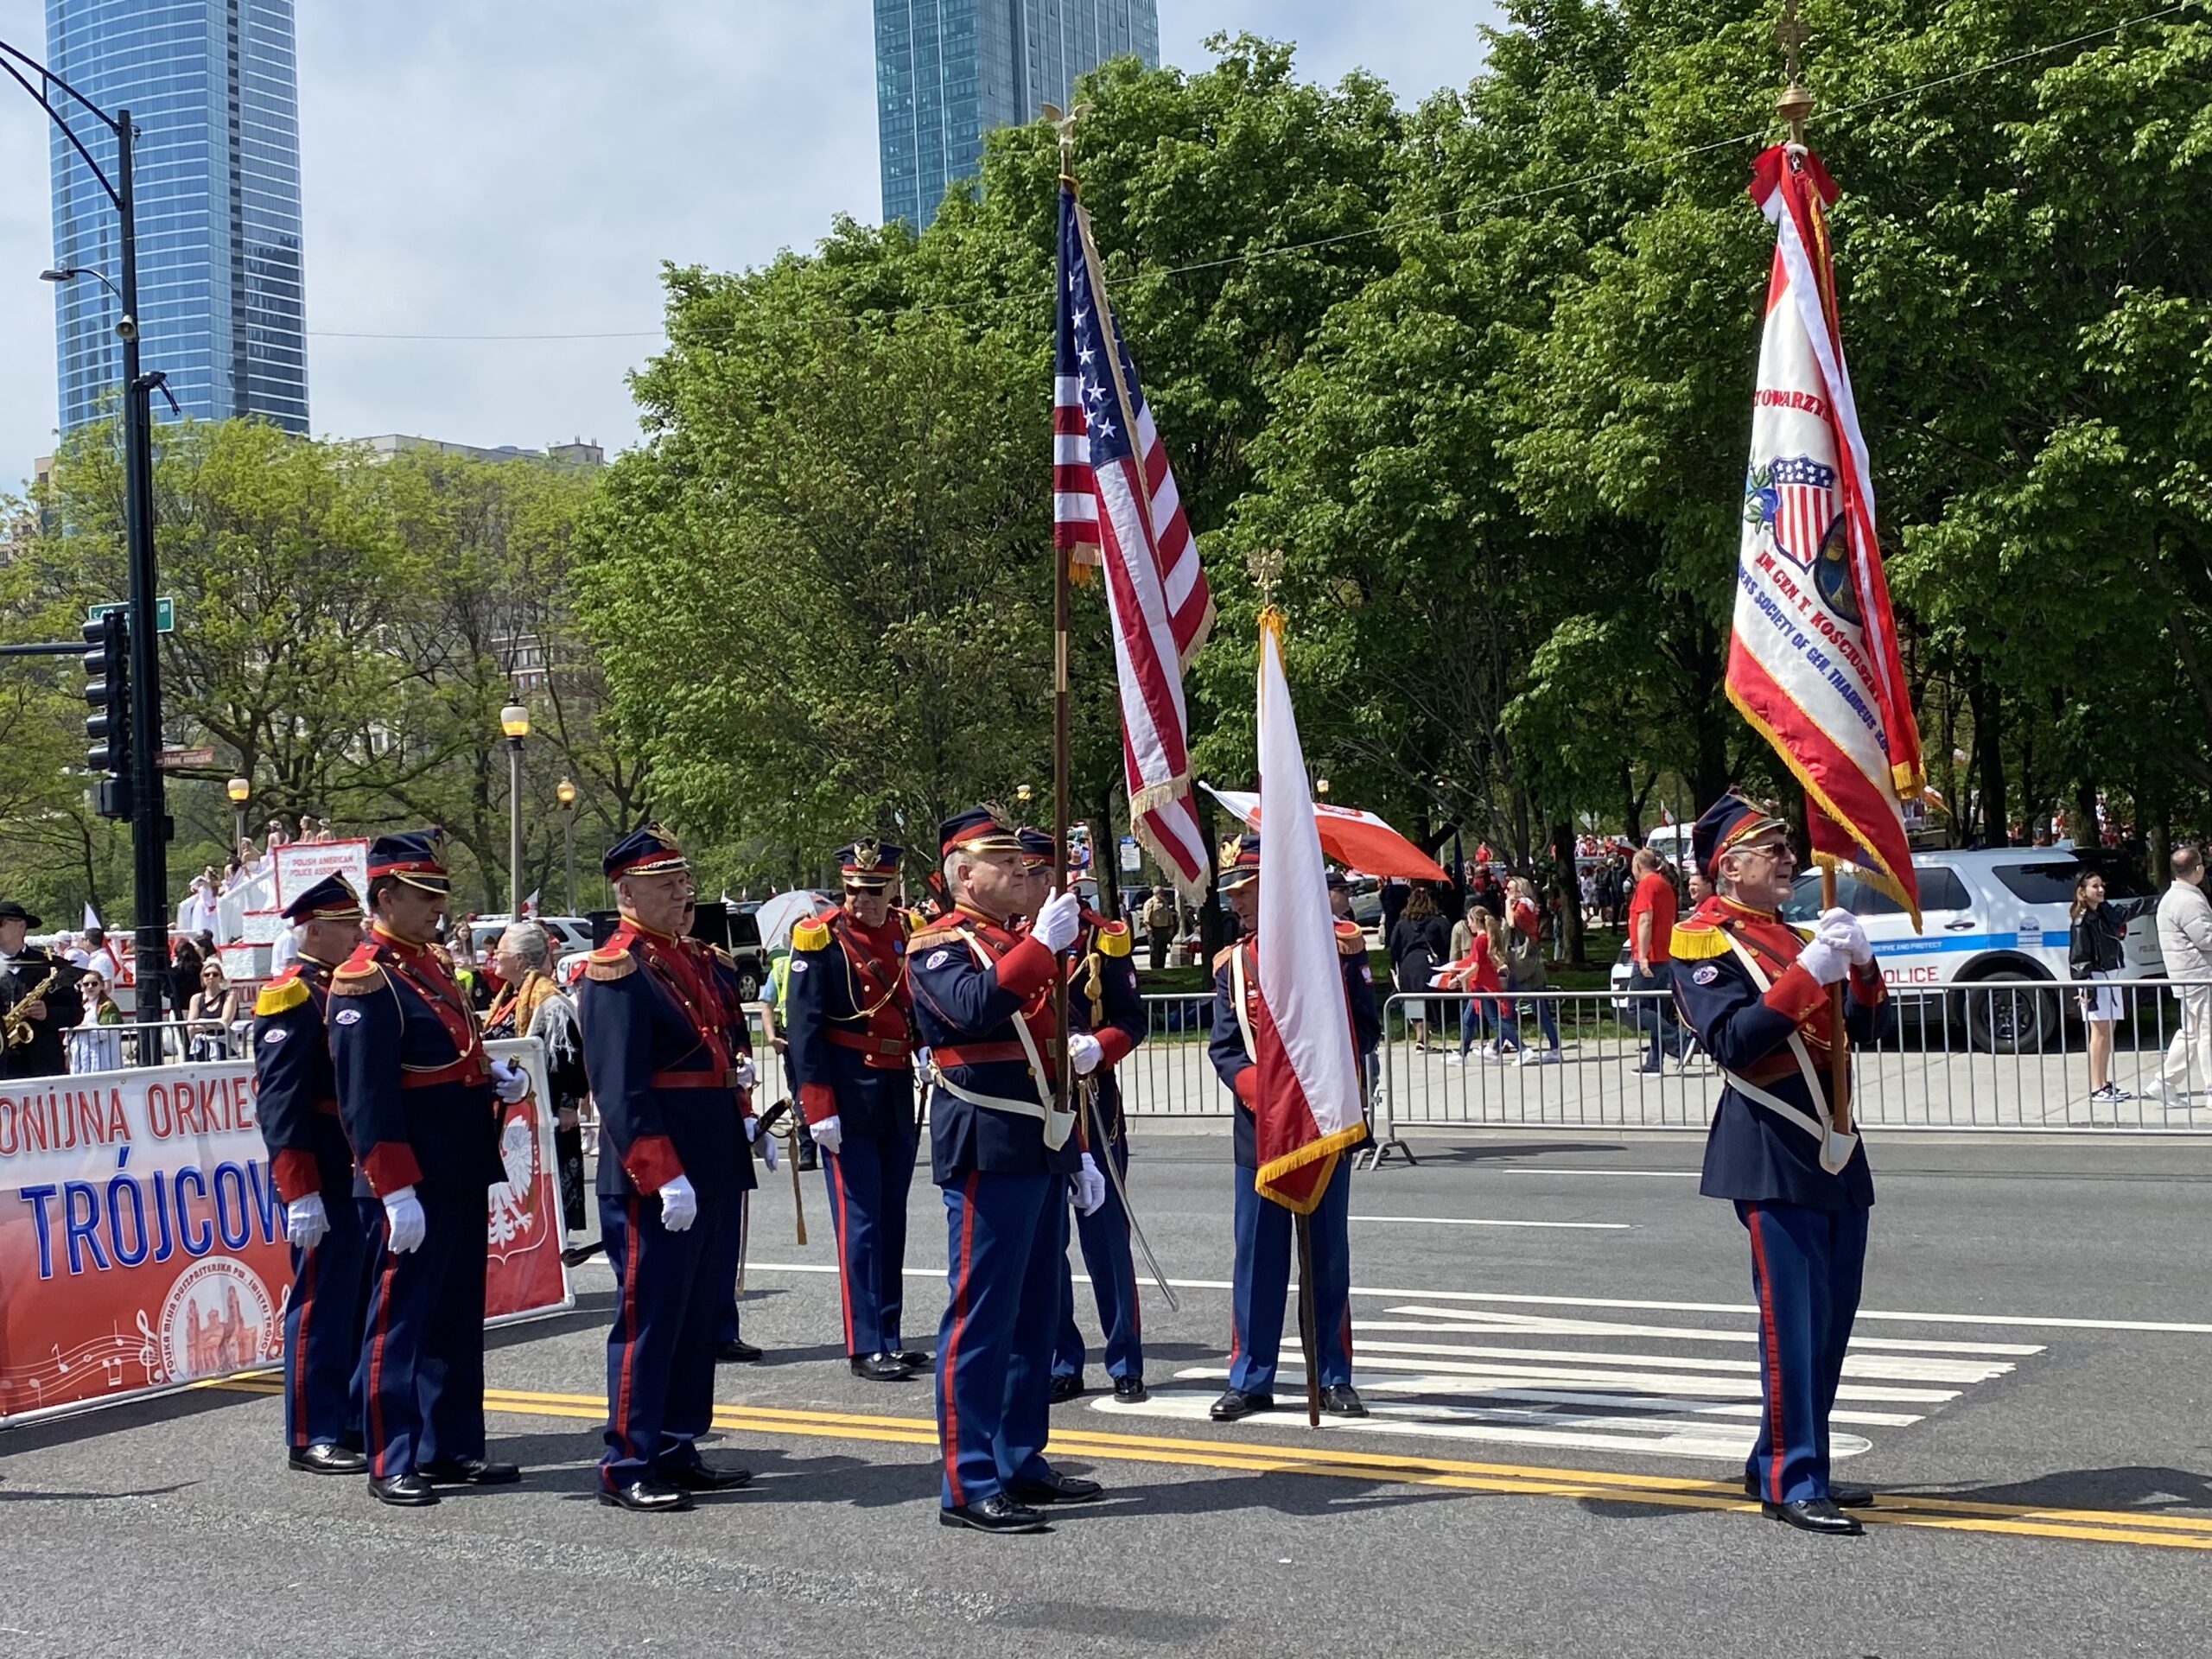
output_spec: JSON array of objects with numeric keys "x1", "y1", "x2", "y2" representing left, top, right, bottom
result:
[{"x1": 0, "y1": 3, "x2": 1502, "y2": 479}]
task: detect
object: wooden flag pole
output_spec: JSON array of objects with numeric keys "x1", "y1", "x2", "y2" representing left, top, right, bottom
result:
[
  {"x1": 1049, "y1": 105, "x2": 1084, "y2": 1122},
  {"x1": 1295, "y1": 1211, "x2": 1322, "y2": 1428}
]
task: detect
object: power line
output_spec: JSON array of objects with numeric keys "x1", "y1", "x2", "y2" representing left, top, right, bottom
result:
[{"x1": 302, "y1": 3, "x2": 2198, "y2": 345}]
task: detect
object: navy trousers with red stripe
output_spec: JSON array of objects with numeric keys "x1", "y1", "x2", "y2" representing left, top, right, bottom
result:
[
  {"x1": 1227, "y1": 1154, "x2": 1353, "y2": 1395},
  {"x1": 1736, "y1": 1198, "x2": 1869, "y2": 1503},
  {"x1": 600, "y1": 1190, "x2": 721, "y2": 1484},
  {"x1": 1054, "y1": 1130, "x2": 1142, "y2": 1382},
  {"x1": 935, "y1": 1171, "x2": 1063, "y2": 1509},
  {"x1": 353, "y1": 1191, "x2": 488, "y2": 1478},
  {"x1": 283, "y1": 1196, "x2": 371, "y2": 1450},
  {"x1": 823, "y1": 1128, "x2": 916, "y2": 1357}
]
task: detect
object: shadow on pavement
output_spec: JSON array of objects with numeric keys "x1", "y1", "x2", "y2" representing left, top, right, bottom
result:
[{"x1": 1900, "y1": 1464, "x2": 2212, "y2": 1515}]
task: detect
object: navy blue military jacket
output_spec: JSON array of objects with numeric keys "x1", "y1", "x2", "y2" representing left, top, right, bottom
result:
[
  {"x1": 1067, "y1": 918, "x2": 1147, "y2": 1146},
  {"x1": 327, "y1": 930, "x2": 502, "y2": 1201},
  {"x1": 1208, "y1": 920, "x2": 1380, "y2": 1172},
  {"x1": 909, "y1": 906, "x2": 1079, "y2": 1184},
  {"x1": 1669, "y1": 897, "x2": 1891, "y2": 1211},
  {"x1": 695, "y1": 940, "x2": 760, "y2": 1196},
  {"x1": 253, "y1": 955, "x2": 353, "y2": 1206},
  {"x1": 785, "y1": 907, "x2": 915, "y2": 1140},
  {"x1": 577, "y1": 922, "x2": 747, "y2": 1202}
]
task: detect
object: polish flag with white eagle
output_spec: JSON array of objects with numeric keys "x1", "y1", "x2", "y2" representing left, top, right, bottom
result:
[{"x1": 1249, "y1": 609, "x2": 1366, "y2": 1211}]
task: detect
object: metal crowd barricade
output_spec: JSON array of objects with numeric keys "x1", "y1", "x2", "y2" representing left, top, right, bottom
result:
[
  {"x1": 1117, "y1": 994, "x2": 1234, "y2": 1118},
  {"x1": 53, "y1": 1017, "x2": 256, "y2": 1073},
  {"x1": 1370, "y1": 977, "x2": 2212, "y2": 1135}
]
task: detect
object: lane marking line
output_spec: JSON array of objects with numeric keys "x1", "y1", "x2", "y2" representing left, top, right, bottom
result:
[
  {"x1": 1348, "y1": 1215, "x2": 1632, "y2": 1230},
  {"x1": 1503, "y1": 1169, "x2": 1702, "y2": 1179}
]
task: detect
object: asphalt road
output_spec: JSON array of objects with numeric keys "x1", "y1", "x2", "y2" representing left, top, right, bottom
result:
[{"x1": 6, "y1": 1126, "x2": 2212, "y2": 1656}]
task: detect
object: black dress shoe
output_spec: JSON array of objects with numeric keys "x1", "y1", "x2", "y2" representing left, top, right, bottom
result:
[
  {"x1": 1319, "y1": 1384, "x2": 1369, "y2": 1418},
  {"x1": 598, "y1": 1478, "x2": 693, "y2": 1514},
  {"x1": 418, "y1": 1458, "x2": 521, "y2": 1486},
  {"x1": 938, "y1": 1493, "x2": 1049, "y2": 1534},
  {"x1": 1744, "y1": 1475, "x2": 1875, "y2": 1508},
  {"x1": 1763, "y1": 1497, "x2": 1864, "y2": 1535},
  {"x1": 891, "y1": 1350, "x2": 931, "y2": 1370},
  {"x1": 849, "y1": 1352, "x2": 913, "y2": 1382},
  {"x1": 1008, "y1": 1470, "x2": 1103, "y2": 1505},
  {"x1": 658, "y1": 1460, "x2": 752, "y2": 1492},
  {"x1": 289, "y1": 1443, "x2": 366, "y2": 1475},
  {"x1": 1047, "y1": 1373, "x2": 1085, "y2": 1404},
  {"x1": 559, "y1": 1242, "x2": 603, "y2": 1267},
  {"x1": 1210, "y1": 1389, "x2": 1274, "y2": 1422},
  {"x1": 1111, "y1": 1376, "x2": 1148, "y2": 1403},
  {"x1": 367, "y1": 1472, "x2": 439, "y2": 1507},
  {"x1": 715, "y1": 1338, "x2": 763, "y2": 1363}
]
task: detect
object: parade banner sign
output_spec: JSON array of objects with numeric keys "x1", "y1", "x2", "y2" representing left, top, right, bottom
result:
[
  {"x1": 0, "y1": 1037, "x2": 570, "y2": 1427},
  {"x1": 270, "y1": 838, "x2": 371, "y2": 913}
]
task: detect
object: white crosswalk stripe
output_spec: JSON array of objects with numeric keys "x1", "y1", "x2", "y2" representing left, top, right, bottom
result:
[{"x1": 1093, "y1": 1299, "x2": 2043, "y2": 1464}]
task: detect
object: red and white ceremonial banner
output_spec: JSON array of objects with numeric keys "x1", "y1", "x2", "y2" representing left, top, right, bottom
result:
[
  {"x1": 0, "y1": 1038, "x2": 570, "y2": 1427},
  {"x1": 1203, "y1": 785, "x2": 1452, "y2": 884},
  {"x1": 1057, "y1": 179, "x2": 1216, "y2": 897},
  {"x1": 1249, "y1": 609, "x2": 1366, "y2": 1212},
  {"x1": 1730, "y1": 143, "x2": 1924, "y2": 921}
]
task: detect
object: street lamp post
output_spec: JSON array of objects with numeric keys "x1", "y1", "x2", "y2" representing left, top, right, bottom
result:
[
  {"x1": 226, "y1": 776, "x2": 249, "y2": 851},
  {"x1": 500, "y1": 703, "x2": 529, "y2": 915},
  {"x1": 6, "y1": 39, "x2": 168, "y2": 1055},
  {"x1": 556, "y1": 779, "x2": 577, "y2": 916}
]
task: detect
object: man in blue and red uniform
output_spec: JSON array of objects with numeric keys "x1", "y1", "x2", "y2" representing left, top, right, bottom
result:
[
  {"x1": 578, "y1": 824, "x2": 755, "y2": 1514},
  {"x1": 786, "y1": 837, "x2": 925, "y2": 1382},
  {"x1": 911, "y1": 805, "x2": 1108, "y2": 1534},
  {"x1": 1206, "y1": 832, "x2": 1378, "y2": 1423},
  {"x1": 254, "y1": 873, "x2": 367, "y2": 1474},
  {"x1": 1027, "y1": 835, "x2": 1149, "y2": 1406},
  {"x1": 329, "y1": 832, "x2": 529, "y2": 1507},
  {"x1": 1670, "y1": 792, "x2": 1888, "y2": 1536}
]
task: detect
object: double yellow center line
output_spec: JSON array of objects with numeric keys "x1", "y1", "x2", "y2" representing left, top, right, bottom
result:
[{"x1": 218, "y1": 1378, "x2": 2212, "y2": 1551}]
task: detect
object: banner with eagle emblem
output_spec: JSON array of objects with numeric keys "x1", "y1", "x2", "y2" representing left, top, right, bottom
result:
[{"x1": 1728, "y1": 143, "x2": 1924, "y2": 923}]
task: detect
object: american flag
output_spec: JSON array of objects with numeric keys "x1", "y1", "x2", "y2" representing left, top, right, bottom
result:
[
  {"x1": 1769, "y1": 454, "x2": 1838, "y2": 567},
  {"x1": 1055, "y1": 180, "x2": 1215, "y2": 894}
]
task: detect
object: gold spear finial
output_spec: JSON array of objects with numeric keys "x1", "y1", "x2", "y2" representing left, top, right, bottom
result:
[
  {"x1": 1039, "y1": 101, "x2": 1092, "y2": 182},
  {"x1": 1775, "y1": 0, "x2": 1815, "y2": 143},
  {"x1": 1247, "y1": 547, "x2": 1285, "y2": 611}
]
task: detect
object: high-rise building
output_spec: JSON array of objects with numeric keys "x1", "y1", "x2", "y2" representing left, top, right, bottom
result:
[
  {"x1": 874, "y1": 0, "x2": 1157, "y2": 227},
  {"x1": 46, "y1": 0, "x2": 309, "y2": 435}
]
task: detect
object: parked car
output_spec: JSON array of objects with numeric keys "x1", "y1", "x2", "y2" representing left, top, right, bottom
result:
[
  {"x1": 555, "y1": 900, "x2": 771, "y2": 1003},
  {"x1": 1608, "y1": 845, "x2": 2162, "y2": 1052},
  {"x1": 468, "y1": 914, "x2": 594, "y2": 960}
]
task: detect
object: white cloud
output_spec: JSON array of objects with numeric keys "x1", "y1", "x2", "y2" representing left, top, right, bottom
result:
[{"x1": 0, "y1": 2, "x2": 1497, "y2": 482}]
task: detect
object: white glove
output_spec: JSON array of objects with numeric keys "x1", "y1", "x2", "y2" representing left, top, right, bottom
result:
[
  {"x1": 759, "y1": 1128, "x2": 779, "y2": 1172},
  {"x1": 382, "y1": 1186, "x2": 427, "y2": 1255},
  {"x1": 1074, "y1": 1153, "x2": 1107, "y2": 1216},
  {"x1": 658, "y1": 1173, "x2": 698, "y2": 1232},
  {"x1": 1817, "y1": 905, "x2": 1873, "y2": 966},
  {"x1": 1796, "y1": 935, "x2": 1850, "y2": 987},
  {"x1": 732, "y1": 1054, "x2": 757, "y2": 1090},
  {"x1": 810, "y1": 1114, "x2": 844, "y2": 1154},
  {"x1": 1034, "y1": 888, "x2": 1082, "y2": 954},
  {"x1": 490, "y1": 1058, "x2": 530, "y2": 1103},
  {"x1": 285, "y1": 1193, "x2": 328, "y2": 1250},
  {"x1": 1068, "y1": 1032, "x2": 1103, "y2": 1076}
]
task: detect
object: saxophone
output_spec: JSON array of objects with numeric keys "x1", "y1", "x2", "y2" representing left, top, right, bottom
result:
[{"x1": 4, "y1": 963, "x2": 62, "y2": 1048}]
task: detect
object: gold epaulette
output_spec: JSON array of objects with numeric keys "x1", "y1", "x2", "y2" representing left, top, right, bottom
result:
[
  {"x1": 1669, "y1": 922, "x2": 1732, "y2": 961},
  {"x1": 254, "y1": 975, "x2": 310, "y2": 1016},
  {"x1": 1094, "y1": 920, "x2": 1132, "y2": 958},
  {"x1": 1213, "y1": 944, "x2": 1240, "y2": 971},
  {"x1": 1335, "y1": 919, "x2": 1367, "y2": 957},
  {"x1": 328, "y1": 952, "x2": 385, "y2": 996},
  {"x1": 791, "y1": 916, "x2": 833, "y2": 952},
  {"x1": 710, "y1": 944, "x2": 735, "y2": 969},
  {"x1": 908, "y1": 924, "x2": 963, "y2": 951},
  {"x1": 584, "y1": 944, "x2": 636, "y2": 982}
]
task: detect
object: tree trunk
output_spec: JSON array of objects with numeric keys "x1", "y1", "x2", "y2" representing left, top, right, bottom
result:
[
  {"x1": 1620, "y1": 761, "x2": 1644, "y2": 846},
  {"x1": 2070, "y1": 779, "x2": 2100, "y2": 849},
  {"x1": 1967, "y1": 665, "x2": 2006, "y2": 845},
  {"x1": 1549, "y1": 819, "x2": 1585, "y2": 965},
  {"x1": 1094, "y1": 781, "x2": 1120, "y2": 921}
]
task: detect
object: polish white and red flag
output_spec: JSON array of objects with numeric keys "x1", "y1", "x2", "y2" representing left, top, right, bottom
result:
[
  {"x1": 1249, "y1": 610, "x2": 1365, "y2": 1211},
  {"x1": 1730, "y1": 144, "x2": 1924, "y2": 921},
  {"x1": 1056, "y1": 180, "x2": 1215, "y2": 897}
]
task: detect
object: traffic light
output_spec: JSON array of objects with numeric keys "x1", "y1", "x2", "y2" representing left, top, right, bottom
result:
[{"x1": 83, "y1": 609, "x2": 131, "y2": 820}]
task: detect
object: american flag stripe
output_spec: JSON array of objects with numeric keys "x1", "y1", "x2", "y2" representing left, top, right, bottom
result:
[{"x1": 1056, "y1": 181, "x2": 1215, "y2": 895}]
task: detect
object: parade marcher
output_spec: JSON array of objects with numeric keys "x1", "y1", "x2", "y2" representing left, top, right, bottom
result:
[
  {"x1": 329, "y1": 832, "x2": 530, "y2": 1507},
  {"x1": 1206, "y1": 833, "x2": 1378, "y2": 1422},
  {"x1": 1669, "y1": 793, "x2": 1890, "y2": 1536},
  {"x1": 1043, "y1": 840, "x2": 1149, "y2": 1405},
  {"x1": 252, "y1": 874, "x2": 370, "y2": 1474},
  {"x1": 785, "y1": 839, "x2": 925, "y2": 1382},
  {"x1": 484, "y1": 922, "x2": 590, "y2": 1239},
  {"x1": 577, "y1": 825, "x2": 754, "y2": 1513},
  {"x1": 688, "y1": 899, "x2": 769, "y2": 1366},
  {"x1": 910, "y1": 806, "x2": 1109, "y2": 1534},
  {"x1": 0, "y1": 901, "x2": 84, "y2": 1080}
]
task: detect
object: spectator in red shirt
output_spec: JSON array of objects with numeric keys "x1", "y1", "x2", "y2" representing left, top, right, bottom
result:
[{"x1": 1627, "y1": 849, "x2": 1691, "y2": 1073}]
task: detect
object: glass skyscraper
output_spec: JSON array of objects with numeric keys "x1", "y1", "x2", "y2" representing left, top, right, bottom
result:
[
  {"x1": 874, "y1": 0, "x2": 1158, "y2": 227},
  {"x1": 46, "y1": 0, "x2": 308, "y2": 435}
]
